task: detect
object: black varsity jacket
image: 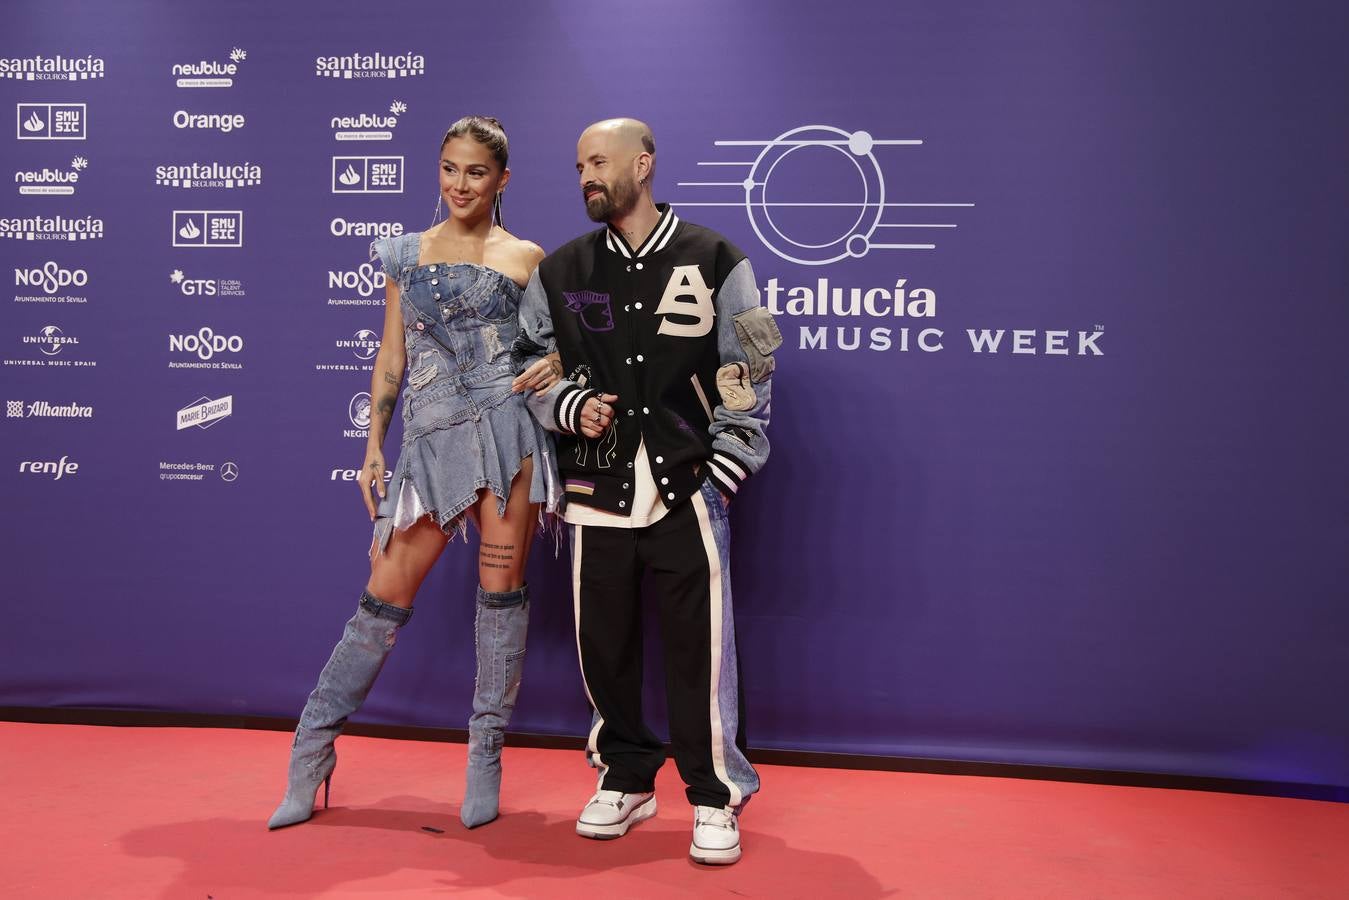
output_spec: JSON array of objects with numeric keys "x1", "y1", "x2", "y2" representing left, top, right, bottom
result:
[{"x1": 517, "y1": 204, "x2": 781, "y2": 515}]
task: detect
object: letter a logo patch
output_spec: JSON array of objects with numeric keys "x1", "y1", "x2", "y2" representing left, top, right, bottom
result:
[{"x1": 655, "y1": 265, "x2": 715, "y2": 338}]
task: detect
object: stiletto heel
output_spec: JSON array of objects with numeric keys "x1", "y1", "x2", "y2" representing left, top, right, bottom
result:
[{"x1": 323, "y1": 775, "x2": 332, "y2": 809}]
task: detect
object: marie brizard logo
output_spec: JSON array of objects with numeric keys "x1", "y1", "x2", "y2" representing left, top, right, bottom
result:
[{"x1": 16, "y1": 103, "x2": 86, "y2": 140}]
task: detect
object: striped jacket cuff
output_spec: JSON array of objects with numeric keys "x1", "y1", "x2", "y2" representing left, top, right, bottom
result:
[
  {"x1": 554, "y1": 385, "x2": 597, "y2": 435},
  {"x1": 707, "y1": 452, "x2": 750, "y2": 496}
]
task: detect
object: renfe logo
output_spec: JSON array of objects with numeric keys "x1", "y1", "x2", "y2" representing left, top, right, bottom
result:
[
  {"x1": 332, "y1": 156, "x2": 403, "y2": 193},
  {"x1": 19, "y1": 456, "x2": 79, "y2": 480},
  {"x1": 173, "y1": 211, "x2": 242, "y2": 248},
  {"x1": 16, "y1": 103, "x2": 86, "y2": 140}
]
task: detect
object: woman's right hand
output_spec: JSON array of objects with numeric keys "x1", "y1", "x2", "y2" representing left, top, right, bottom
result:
[{"x1": 360, "y1": 447, "x2": 387, "y2": 520}]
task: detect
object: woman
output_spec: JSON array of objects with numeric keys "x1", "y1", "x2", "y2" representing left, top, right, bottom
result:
[{"x1": 268, "y1": 116, "x2": 561, "y2": 831}]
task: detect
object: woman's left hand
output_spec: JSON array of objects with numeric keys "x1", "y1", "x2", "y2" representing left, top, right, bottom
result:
[{"x1": 512, "y1": 353, "x2": 563, "y2": 393}]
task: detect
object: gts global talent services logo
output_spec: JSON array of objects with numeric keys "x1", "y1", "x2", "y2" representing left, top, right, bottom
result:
[
  {"x1": 173, "y1": 211, "x2": 242, "y2": 248},
  {"x1": 173, "y1": 48, "x2": 246, "y2": 88},
  {"x1": 16, "y1": 103, "x2": 86, "y2": 140},
  {"x1": 169, "y1": 269, "x2": 244, "y2": 297},
  {"x1": 15, "y1": 261, "x2": 89, "y2": 304},
  {"x1": 316, "y1": 51, "x2": 425, "y2": 79},
  {"x1": 15, "y1": 156, "x2": 87, "y2": 196},
  {"x1": 1, "y1": 54, "x2": 104, "y2": 81},
  {"x1": 333, "y1": 100, "x2": 406, "y2": 141}
]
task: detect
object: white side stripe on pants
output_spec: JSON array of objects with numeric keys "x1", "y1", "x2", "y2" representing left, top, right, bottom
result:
[{"x1": 571, "y1": 524, "x2": 609, "y2": 785}]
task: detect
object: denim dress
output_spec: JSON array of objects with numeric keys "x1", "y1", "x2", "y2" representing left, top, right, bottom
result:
[{"x1": 368, "y1": 232, "x2": 560, "y2": 554}]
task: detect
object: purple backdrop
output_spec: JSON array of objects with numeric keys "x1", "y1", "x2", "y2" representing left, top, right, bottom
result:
[{"x1": 3, "y1": 0, "x2": 1347, "y2": 789}]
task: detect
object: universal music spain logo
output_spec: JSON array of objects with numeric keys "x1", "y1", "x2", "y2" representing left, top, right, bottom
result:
[{"x1": 16, "y1": 103, "x2": 86, "y2": 140}]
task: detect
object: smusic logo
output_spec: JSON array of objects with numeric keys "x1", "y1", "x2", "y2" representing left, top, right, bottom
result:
[
  {"x1": 16, "y1": 103, "x2": 86, "y2": 140},
  {"x1": 332, "y1": 156, "x2": 403, "y2": 194},
  {"x1": 173, "y1": 211, "x2": 242, "y2": 248},
  {"x1": 315, "y1": 51, "x2": 425, "y2": 79}
]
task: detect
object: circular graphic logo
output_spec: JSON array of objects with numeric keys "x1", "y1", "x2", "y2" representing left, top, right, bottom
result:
[
  {"x1": 220, "y1": 460, "x2": 238, "y2": 482},
  {"x1": 351, "y1": 329, "x2": 379, "y2": 361},
  {"x1": 349, "y1": 392, "x2": 371, "y2": 428},
  {"x1": 39, "y1": 325, "x2": 65, "y2": 356}
]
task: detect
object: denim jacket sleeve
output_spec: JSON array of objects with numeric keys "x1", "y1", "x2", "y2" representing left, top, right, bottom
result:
[
  {"x1": 515, "y1": 268, "x2": 597, "y2": 435},
  {"x1": 706, "y1": 257, "x2": 780, "y2": 496}
]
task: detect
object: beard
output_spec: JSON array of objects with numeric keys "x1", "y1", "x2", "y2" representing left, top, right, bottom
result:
[{"x1": 583, "y1": 173, "x2": 639, "y2": 223}]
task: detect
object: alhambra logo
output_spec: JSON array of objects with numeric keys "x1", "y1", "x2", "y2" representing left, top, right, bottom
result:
[
  {"x1": 155, "y1": 161, "x2": 262, "y2": 189},
  {"x1": 15, "y1": 156, "x2": 87, "y2": 196},
  {"x1": 0, "y1": 54, "x2": 104, "y2": 81},
  {"x1": 315, "y1": 51, "x2": 425, "y2": 79},
  {"x1": 332, "y1": 100, "x2": 406, "y2": 141},
  {"x1": 173, "y1": 48, "x2": 246, "y2": 88}
]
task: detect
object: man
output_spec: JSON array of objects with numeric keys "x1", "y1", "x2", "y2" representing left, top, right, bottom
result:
[{"x1": 512, "y1": 118, "x2": 780, "y2": 865}]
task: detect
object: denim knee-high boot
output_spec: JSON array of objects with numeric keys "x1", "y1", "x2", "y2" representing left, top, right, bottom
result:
[
  {"x1": 460, "y1": 584, "x2": 529, "y2": 828},
  {"x1": 267, "y1": 591, "x2": 413, "y2": 830}
]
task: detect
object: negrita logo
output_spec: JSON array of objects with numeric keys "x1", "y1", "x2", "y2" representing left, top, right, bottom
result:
[
  {"x1": 16, "y1": 103, "x2": 86, "y2": 140},
  {"x1": 173, "y1": 48, "x2": 246, "y2": 88},
  {"x1": 345, "y1": 392, "x2": 371, "y2": 438}
]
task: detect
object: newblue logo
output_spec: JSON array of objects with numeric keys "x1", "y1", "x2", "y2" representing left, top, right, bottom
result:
[
  {"x1": 16, "y1": 103, "x2": 86, "y2": 140},
  {"x1": 173, "y1": 48, "x2": 246, "y2": 88},
  {"x1": 333, "y1": 100, "x2": 405, "y2": 141},
  {"x1": 15, "y1": 156, "x2": 87, "y2": 196}
]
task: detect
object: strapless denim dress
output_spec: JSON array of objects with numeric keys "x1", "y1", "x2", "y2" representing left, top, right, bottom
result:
[{"x1": 368, "y1": 232, "x2": 560, "y2": 553}]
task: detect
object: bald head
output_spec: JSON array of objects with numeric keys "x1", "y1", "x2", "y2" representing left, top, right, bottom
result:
[
  {"x1": 581, "y1": 118, "x2": 655, "y2": 156},
  {"x1": 577, "y1": 118, "x2": 657, "y2": 223}
]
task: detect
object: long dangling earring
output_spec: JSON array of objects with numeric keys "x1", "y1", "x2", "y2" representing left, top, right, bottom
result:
[
  {"x1": 430, "y1": 193, "x2": 445, "y2": 228},
  {"x1": 493, "y1": 191, "x2": 505, "y2": 229}
]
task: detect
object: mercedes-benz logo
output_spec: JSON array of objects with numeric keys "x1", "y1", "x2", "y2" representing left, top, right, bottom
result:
[{"x1": 220, "y1": 460, "x2": 239, "y2": 482}]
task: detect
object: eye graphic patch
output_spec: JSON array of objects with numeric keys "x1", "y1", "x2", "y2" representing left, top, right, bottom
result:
[{"x1": 563, "y1": 290, "x2": 614, "y2": 332}]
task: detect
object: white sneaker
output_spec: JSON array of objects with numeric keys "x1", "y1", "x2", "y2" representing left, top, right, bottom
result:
[
  {"x1": 575, "y1": 789, "x2": 657, "y2": 839},
  {"x1": 690, "y1": 805, "x2": 741, "y2": 865}
]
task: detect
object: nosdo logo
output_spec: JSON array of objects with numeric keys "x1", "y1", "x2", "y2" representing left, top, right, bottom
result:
[
  {"x1": 332, "y1": 156, "x2": 403, "y2": 194},
  {"x1": 328, "y1": 263, "x2": 386, "y2": 298},
  {"x1": 16, "y1": 261, "x2": 88, "y2": 295},
  {"x1": 168, "y1": 327, "x2": 244, "y2": 361},
  {"x1": 333, "y1": 100, "x2": 406, "y2": 141},
  {"x1": 173, "y1": 211, "x2": 242, "y2": 248},
  {"x1": 336, "y1": 329, "x2": 380, "y2": 360},
  {"x1": 0, "y1": 214, "x2": 103, "y2": 241},
  {"x1": 173, "y1": 48, "x2": 246, "y2": 88},
  {"x1": 16, "y1": 103, "x2": 86, "y2": 140},
  {"x1": 173, "y1": 110, "x2": 245, "y2": 133},
  {"x1": 0, "y1": 55, "x2": 104, "y2": 81},
  {"x1": 330, "y1": 217, "x2": 403, "y2": 239},
  {"x1": 169, "y1": 269, "x2": 244, "y2": 297},
  {"x1": 155, "y1": 161, "x2": 261, "y2": 189},
  {"x1": 18, "y1": 456, "x2": 79, "y2": 480},
  {"x1": 15, "y1": 156, "x2": 87, "y2": 196},
  {"x1": 7, "y1": 400, "x2": 93, "y2": 419},
  {"x1": 22, "y1": 324, "x2": 79, "y2": 355},
  {"x1": 315, "y1": 52, "x2": 424, "y2": 79}
]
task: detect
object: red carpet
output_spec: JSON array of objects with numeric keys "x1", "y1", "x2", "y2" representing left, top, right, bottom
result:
[{"x1": 1, "y1": 722, "x2": 1345, "y2": 898}]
